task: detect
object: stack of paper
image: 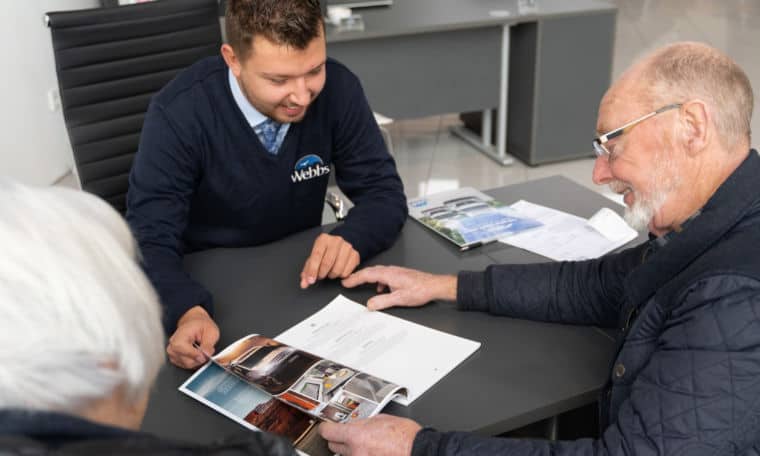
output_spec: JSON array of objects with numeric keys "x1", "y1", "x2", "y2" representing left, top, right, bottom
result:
[{"x1": 501, "y1": 200, "x2": 638, "y2": 261}]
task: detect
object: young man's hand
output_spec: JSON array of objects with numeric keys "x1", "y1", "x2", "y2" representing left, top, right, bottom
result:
[
  {"x1": 300, "y1": 233, "x2": 360, "y2": 288},
  {"x1": 166, "y1": 306, "x2": 219, "y2": 369}
]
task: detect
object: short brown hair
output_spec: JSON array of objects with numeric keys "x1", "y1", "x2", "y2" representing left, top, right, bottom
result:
[{"x1": 225, "y1": 0, "x2": 324, "y2": 60}]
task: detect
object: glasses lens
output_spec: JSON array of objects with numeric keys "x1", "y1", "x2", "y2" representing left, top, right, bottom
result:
[{"x1": 592, "y1": 140, "x2": 607, "y2": 157}]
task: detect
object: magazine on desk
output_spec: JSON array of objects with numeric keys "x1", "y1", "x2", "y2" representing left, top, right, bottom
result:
[
  {"x1": 407, "y1": 187, "x2": 542, "y2": 250},
  {"x1": 180, "y1": 295, "x2": 480, "y2": 455}
]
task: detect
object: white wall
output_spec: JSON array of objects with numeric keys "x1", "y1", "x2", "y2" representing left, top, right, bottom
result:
[{"x1": 0, "y1": 0, "x2": 98, "y2": 186}]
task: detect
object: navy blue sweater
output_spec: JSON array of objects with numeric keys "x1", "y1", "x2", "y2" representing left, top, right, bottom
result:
[{"x1": 127, "y1": 56, "x2": 406, "y2": 332}]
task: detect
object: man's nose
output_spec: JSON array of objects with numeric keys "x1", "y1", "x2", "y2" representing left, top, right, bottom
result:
[
  {"x1": 592, "y1": 156, "x2": 613, "y2": 185},
  {"x1": 290, "y1": 78, "x2": 310, "y2": 105}
]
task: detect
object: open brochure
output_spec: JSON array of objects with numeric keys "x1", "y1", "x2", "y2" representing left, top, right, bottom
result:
[
  {"x1": 180, "y1": 295, "x2": 481, "y2": 454},
  {"x1": 407, "y1": 187, "x2": 542, "y2": 250}
]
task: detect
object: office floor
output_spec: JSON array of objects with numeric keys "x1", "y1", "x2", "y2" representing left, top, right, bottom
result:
[{"x1": 57, "y1": 0, "x2": 760, "y2": 205}]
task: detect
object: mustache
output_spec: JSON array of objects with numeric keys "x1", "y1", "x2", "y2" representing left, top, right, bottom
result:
[{"x1": 608, "y1": 180, "x2": 630, "y2": 194}]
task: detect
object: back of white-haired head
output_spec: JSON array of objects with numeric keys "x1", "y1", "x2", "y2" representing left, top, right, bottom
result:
[
  {"x1": 641, "y1": 41, "x2": 754, "y2": 150},
  {"x1": 0, "y1": 182, "x2": 165, "y2": 414}
]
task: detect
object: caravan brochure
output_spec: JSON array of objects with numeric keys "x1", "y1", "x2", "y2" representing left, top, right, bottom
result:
[
  {"x1": 180, "y1": 295, "x2": 480, "y2": 455},
  {"x1": 181, "y1": 334, "x2": 404, "y2": 455},
  {"x1": 407, "y1": 187, "x2": 541, "y2": 250}
]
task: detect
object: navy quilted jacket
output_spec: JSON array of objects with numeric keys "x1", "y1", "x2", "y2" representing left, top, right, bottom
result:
[{"x1": 413, "y1": 151, "x2": 760, "y2": 456}]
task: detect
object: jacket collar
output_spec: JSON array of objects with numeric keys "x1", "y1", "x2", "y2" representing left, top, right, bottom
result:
[
  {"x1": 624, "y1": 150, "x2": 760, "y2": 308},
  {"x1": 0, "y1": 409, "x2": 136, "y2": 441}
]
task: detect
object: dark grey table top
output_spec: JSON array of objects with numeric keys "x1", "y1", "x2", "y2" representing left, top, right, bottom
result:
[
  {"x1": 325, "y1": 0, "x2": 616, "y2": 42},
  {"x1": 142, "y1": 175, "x2": 639, "y2": 441}
]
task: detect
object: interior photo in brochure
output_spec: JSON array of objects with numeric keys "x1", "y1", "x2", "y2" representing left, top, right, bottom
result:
[
  {"x1": 181, "y1": 333, "x2": 407, "y2": 454},
  {"x1": 210, "y1": 335, "x2": 405, "y2": 420},
  {"x1": 182, "y1": 362, "x2": 329, "y2": 454}
]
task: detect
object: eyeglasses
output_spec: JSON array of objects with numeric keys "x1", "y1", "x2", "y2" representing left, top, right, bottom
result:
[{"x1": 593, "y1": 103, "x2": 682, "y2": 158}]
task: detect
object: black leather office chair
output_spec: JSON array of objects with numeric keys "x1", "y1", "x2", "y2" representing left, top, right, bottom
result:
[{"x1": 46, "y1": 0, "x2": 222, "y2": 213}]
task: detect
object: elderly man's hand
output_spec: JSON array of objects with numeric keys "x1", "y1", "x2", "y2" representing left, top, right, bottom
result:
[
  {"x1": 319, "y1": 414, "x2": 422, "y2": 456},
  {"x1": 300, "y1": 233, "x2": 360, "y2": 289},
  {"x1": 341, "y1": 265, "x2": 457, "y2": 311},
  {"x1": 166, "y1": 306, "x2": 220, "y2": 369}
]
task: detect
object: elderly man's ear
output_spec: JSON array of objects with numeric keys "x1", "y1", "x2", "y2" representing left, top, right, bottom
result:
[{"x1": 679, "y1": 100, "x2": 710, "y2": 155}]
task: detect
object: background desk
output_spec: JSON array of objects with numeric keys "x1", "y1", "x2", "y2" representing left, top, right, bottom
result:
[
  {"x1": 142, "y1": 176, "x2": 640, "y2": 441},
  {"x1": 326, "y1": 0, "x2": 617, "y2": 165}
]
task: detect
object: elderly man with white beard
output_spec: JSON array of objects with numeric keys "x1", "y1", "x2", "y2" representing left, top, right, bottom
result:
[{"x1": 318, "y1": 41, "x2": 760, "y2": 456}]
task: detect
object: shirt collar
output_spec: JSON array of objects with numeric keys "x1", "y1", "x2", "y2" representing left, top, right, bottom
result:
[
  {"x1": 228, "y1": 69, "x2": 269, "y2": 128},
  {"x1": 649, "y1": 209, "x2": 702, "y2": 253}
]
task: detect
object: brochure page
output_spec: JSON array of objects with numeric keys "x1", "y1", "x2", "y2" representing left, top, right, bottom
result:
[
  {"x1": 211, "y1": 335, "x2": 405, "y2": 420},
  {"x1": 180, "y1": 362, "x2": 328, "y2": 454},
  {"x1": 276, "y1": 295, "x2": 481, "y2": 406},
  {"x1": 407, "y1": 187, "x2": 541, "y2": 249}
]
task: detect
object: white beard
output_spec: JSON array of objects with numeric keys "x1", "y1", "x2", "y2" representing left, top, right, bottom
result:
[
  {"x1": 623, "y1": 188, "x2": 665, "y2": 231},
  {"x1": 609, "y1": 161, "x2": 675, "y2": 232}
]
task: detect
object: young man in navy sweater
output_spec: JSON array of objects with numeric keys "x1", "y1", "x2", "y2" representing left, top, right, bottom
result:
[{"x1": 126, "y1": 0, "x2": 407, "y2": 369}]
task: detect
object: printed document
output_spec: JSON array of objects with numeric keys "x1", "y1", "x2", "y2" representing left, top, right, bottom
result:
[{"x1": 501, "y1": 200, "x2": 638, "y2": 261}]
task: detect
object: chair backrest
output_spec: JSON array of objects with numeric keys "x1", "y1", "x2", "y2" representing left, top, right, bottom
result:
[{"x1": 46, "y1": 0, "x2": 222, "y2": 213}]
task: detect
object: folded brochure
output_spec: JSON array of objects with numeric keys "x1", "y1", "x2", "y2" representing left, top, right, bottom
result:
[{"x1": 408, "y1": 187, "x2": 541, "y2": 250}]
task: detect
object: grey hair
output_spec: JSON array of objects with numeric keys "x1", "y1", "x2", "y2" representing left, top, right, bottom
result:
[
  {"x1": 0, "y1": 182, "x2": 165, "y2": 413},
  {"x1": 642, "y1": 42, "x2": 753, "y2": 149}
]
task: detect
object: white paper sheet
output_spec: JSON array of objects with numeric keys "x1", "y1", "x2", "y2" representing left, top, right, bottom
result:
[
  {"x1": 587, "y1": 207, "x2": 636, "y2": 242},
  {"x1": 276, "y1": 295, "x2": 481, "y2": 405},
  {"x1": 500, "y1": 200, "x2": 638, "y2": 261}
]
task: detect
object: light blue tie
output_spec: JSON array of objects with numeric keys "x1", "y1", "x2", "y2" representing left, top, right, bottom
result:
[{"x1": 256, "y1": 119, "x2": 282, "y2": 155}]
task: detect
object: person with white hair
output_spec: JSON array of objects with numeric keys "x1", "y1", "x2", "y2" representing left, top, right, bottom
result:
[
  {"x1": 320, "y1": 41, "x2": 760, "y2": 455},
  {"x1": 0, "y1": 183, "x2": 295, "y2": 454}
]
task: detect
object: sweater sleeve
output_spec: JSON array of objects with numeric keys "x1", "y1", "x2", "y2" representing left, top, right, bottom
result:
[
  {"x1": 126, "y1": 103, "x2": 212, "y2": 334},
  {"x1": 327, "y1": 70, "x2": 407, "y2": 262},
  {"x1": 456, "y1": 242, "x2": 649, "y2": 327}
]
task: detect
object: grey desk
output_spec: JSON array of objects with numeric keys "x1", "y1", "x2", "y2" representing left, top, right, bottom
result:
[
  {"x1": 142, "y1": 176, "x2": 637, "y2": 441},
  {"x1": 326, "y1": 0, "x2": 617, "y2": 165}
]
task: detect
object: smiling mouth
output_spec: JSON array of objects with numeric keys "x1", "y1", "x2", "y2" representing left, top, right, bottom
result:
[
  {"x1": 608, "y1": 181, "x2": 634, "y2": 205},
  {"x1": 609, "y1": 181, "x2": 629, "y2": 194},
  {"x1": 282, "y1": 105, "x2": 304, "y2": 114}
]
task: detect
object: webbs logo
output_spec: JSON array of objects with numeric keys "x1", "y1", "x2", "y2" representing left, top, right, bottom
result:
[{"x1": 291, "y1": 154, "x2": 330, "y2": 183}]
